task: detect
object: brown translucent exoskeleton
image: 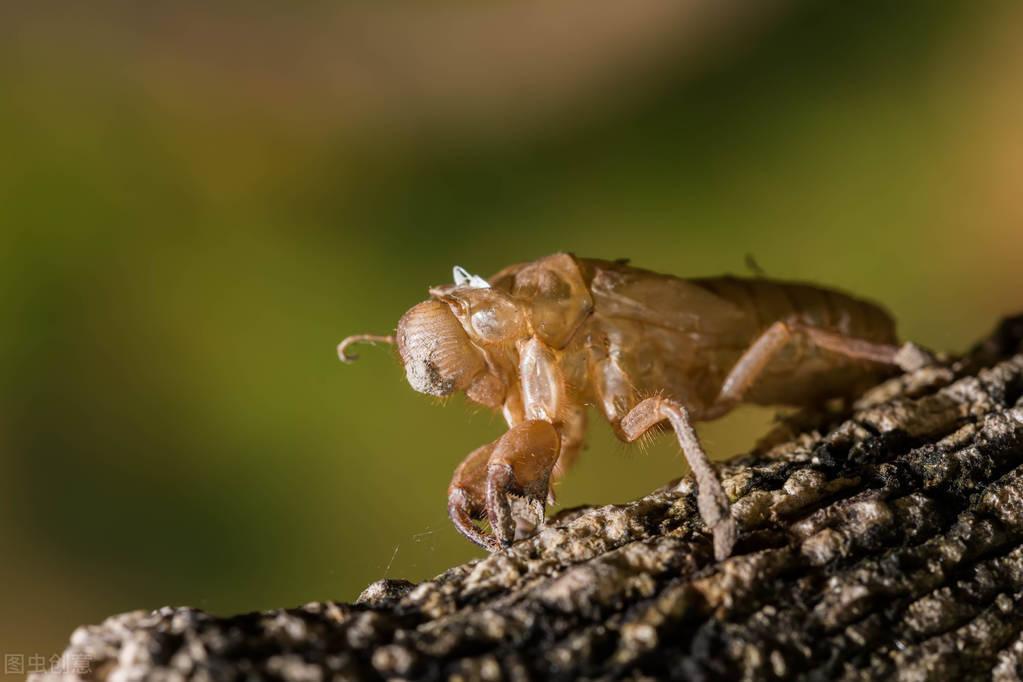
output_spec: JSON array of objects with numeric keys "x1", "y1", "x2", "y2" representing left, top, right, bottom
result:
[{"x1": 338, "y1": 254, "x2": 930, "y2": 560}]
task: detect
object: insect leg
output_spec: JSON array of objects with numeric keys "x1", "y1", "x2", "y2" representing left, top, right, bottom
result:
[
  {"x1": 485, "y1": 420, "x2": 560, "y2": 547},
  {"x1": 802, "y1": 327, "x2": 933, "y2": 372},
  {"x1": 589, "y1": 335, "x2": 734, "y2": 558},
  {"x1": 619, "y1": 398, "x2": 736, "y2": 561},
  {"x1": 448, "y1": 441, "x2": 500, "y2": 551},
  {"x1": 713, "y1": 321, "x2": 793, "y2": 413},
  {"x1": 713, "y1": 320, "x2": 932, "y2": 414}
]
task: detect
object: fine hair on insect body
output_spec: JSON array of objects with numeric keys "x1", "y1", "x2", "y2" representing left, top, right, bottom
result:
[{"x1": 338, "y1": 253, "x2": 931, "y2": 560}]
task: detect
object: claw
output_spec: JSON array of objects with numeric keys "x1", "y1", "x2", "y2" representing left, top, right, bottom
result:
[
  {"x1": 517, "y1": 496, "x2": 546, "y2": 541},
  {"x1": 486, "y1": 463, "x2": 549, "y2": 547},
  {"x1": 448, "y1": 486, "x2": 499, "y2": 552},
  {"x1": 484, "y1": 420, "x2": 559, "y2": 547},
  {"x1": 486, "y1": 463, "x2": 517, "y2": 546},
  {"x1": 448, "y1": 442, "x2": 499, "y2": 551}
]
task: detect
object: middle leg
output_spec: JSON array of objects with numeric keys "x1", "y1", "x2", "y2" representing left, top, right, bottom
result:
[
  {"x1": 589, "y1": 335, "x2": 735, "y2": 559},
  {"x1": 618, "y1": 398, "x2": 736, "y2": 561}
]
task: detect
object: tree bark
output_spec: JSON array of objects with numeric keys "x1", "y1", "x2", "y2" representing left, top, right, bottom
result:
[{"x1": 35, "y1": 316, "x2": 1023, "y2": 682}]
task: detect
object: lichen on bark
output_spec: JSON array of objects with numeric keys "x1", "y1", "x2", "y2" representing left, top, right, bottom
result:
[{"x1": 34, "y1": 316, "x2": 1023, "y2": 681}]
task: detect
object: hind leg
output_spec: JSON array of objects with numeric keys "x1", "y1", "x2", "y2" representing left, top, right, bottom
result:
[{"x1": 710, "y1": 319, "x2": 933, "y2": 418}]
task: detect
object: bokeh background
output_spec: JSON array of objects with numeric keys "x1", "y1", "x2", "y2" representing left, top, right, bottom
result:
[{"x1": 3, "y1": 0, "x2": 1022, "y2": 658}]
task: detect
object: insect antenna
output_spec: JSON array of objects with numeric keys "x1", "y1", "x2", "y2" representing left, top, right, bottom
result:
[{"x1": 337, "y1": 334, "x2": 396, "y2": 363}]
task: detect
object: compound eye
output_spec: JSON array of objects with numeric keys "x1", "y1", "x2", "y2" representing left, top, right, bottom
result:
[
  {"x1": 469, "y1": 295, "x2": 523, "y2": 343},
  {"x1": 397, "y1": 300, "x2": 484, "y2": 396}
]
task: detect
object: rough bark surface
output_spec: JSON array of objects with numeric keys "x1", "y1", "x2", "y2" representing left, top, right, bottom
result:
[{"x1": 36, "y1": 316, "x2": 1023, "y2": 682}]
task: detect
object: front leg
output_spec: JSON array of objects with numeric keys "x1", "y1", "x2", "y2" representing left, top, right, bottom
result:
[
  {"x1": 447, "y1": 420, "x2": 560, "y2": 550},
  {"x1": 448, "y1": 441, "x2": 499, "y2": 551},
  {"x1": 619, "y1": 398, "x2": 736, "y2": 561},
  {"x1": 486, "y1": 420, "x2": 560, "y2": 546}
]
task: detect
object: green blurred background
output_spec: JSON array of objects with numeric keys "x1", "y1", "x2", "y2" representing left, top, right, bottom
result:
[{"x1": 3, "y1": 0, "x2": 1022, "y2": 657}]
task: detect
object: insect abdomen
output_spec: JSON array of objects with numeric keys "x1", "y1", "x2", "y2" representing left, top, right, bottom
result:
[{"x1": 692, "y1": 277, "x2": 896, "y2": 342}]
